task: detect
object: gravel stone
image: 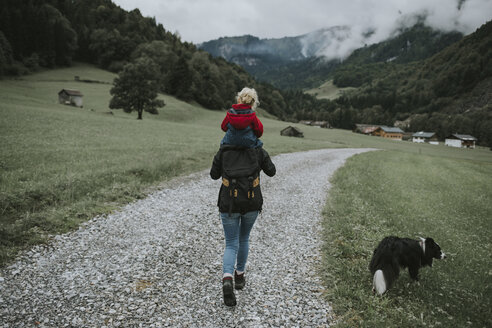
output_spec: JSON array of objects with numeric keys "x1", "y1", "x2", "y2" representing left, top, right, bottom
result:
[{"x1": 0, "y1": 148, "x2": 373, "y2": 327}]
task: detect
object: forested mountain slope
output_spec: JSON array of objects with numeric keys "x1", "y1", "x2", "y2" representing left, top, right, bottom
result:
[
  {"x1": 336, "y1": 21, "x2": 492, "y2": 145},
  {"x1": 201, "y1": 24, "x2": 463, "y2": 90},
  {"x1": 0, "y1": 0, "x2": 325, "y2": 119}
]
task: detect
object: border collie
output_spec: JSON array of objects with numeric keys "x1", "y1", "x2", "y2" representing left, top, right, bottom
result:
[{"x1": 369, "y1": 236, "x2": 446, "y2": 295}]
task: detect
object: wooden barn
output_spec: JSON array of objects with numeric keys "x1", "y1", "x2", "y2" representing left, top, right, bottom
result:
[
  {"x1": 412, "y1": 131, "x2": 439, "y2": 145},
  {"x1": 372, "y1": 126, "x2": 404, "y2": 140},
  {"x1": 354, "y1": 124, "x2": 379, "y2": 135},
  {"x1": 280, "y1": 126, "x2": 304, "y2": 138},
  {"x1": 58, "y1": 89, "x2": 83, "y2": 107},
  {"x1": 299, "y1": 120, "x2": 330, "y2": 128},
  {"x1": 445, "y1": 134, "x2": 477, "y2": 149}
]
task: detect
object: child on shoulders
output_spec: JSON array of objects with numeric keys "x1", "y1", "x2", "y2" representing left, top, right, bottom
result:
[{"x1": 221, "y1": 87, "x2": 263, "y2": 148}]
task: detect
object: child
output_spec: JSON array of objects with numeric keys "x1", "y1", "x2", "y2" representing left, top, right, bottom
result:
[{"x1": 221, "y1": 87, "x2": 263, "y2": 148}]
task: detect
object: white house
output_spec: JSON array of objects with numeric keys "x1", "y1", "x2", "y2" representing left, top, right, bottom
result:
[
  {"x1": 445, "y1": 134, "x2": 477, "y2": 149},
  {"x1": 412, "y1": 131, "x2": 439, "y2": 145}
]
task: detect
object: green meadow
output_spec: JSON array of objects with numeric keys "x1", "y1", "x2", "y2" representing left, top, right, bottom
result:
[
  {"x1": 0, "y1": 63, "x2": 359, "y2": 265},
  {"x1": 323, "y1": 151, "x2": 492, "y2": 327},
  {"x1": 1, "y1": 64, "x2": 491, "y2": 327},
  {"x1": 305, "y1": 79, "x2": 357, "y2": 100}
]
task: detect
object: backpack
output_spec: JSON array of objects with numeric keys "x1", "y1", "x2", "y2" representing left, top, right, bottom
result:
[{"x1": 220, "y1": 148, "x2": 262, "y2": 214}]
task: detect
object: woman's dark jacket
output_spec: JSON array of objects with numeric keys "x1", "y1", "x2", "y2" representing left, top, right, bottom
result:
[{"x1": 210, "y1": 145, "x2": 276, "y2": 214}]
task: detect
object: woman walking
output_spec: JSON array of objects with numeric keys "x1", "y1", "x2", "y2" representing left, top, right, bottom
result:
[{"x1": 210, "y1": 129, "x2": 276, "y2": 306}]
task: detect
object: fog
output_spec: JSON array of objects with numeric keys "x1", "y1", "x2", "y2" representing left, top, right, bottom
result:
[{"x1": 113, "y1": 0, "x2": 492, "y2": 59}]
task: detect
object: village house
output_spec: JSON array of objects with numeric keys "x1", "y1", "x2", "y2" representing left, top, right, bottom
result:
[
  {"x1": 353, "y1": 124, "x2": 380, "y2": 135},
  {"x1": 299, "y1": 120, "x2": 330, "y2": 128},
  {"x1": 445, "y1": 134, "x2": 477, "y2": 149},
  {"x1": 371, "y1": 126, "x2": 404, "y2": 140},
  {"x1": 280, "y1": 126, "x2": 304, "y2": 138},
  {"x1": 58, "y1": 89, "x2": 83, "y2": 107},
  {"x1": 402, "y1": 132, "x2": 414, "y2": 141},
  {"x1": 412, "y1": 131, "x2": 439, "y2": 145},
  {"x1": 311, "y1": 121, "x2": 330, "y2": 128}
]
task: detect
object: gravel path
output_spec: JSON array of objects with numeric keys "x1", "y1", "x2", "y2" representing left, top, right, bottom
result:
[{"x1": 0, "y1": 148, "x2": 373, "y2": 327}]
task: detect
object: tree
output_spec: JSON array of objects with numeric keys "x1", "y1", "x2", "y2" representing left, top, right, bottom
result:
[
  {"x1": 109, "y1": 56, "x2": 165, "y2": 120},
  {"x1": 168, "y1": 56, "x2": 192, "y2": 101},
  {"x1": 0, "y1": 31, "x2": 13, "y2": 75}
]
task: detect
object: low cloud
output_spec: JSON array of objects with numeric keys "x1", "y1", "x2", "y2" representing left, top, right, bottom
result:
[
  {"x1": 299, "y1": 0, "x2": 492, "y2": 60},
  {"x1": 113, "y1": 0, "x2": 492, "y2": 60}
]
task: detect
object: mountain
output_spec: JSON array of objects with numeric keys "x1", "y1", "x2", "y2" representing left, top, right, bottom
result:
[
  {"x1": 200, "y1": 27, "x2": 356, "y2": 89},
  {"x1": 335, "y1": 20, "x2": 492, "y2": 146},
  {"x1": 200, "y1": 24, "x2": 463, "y2": 90}
]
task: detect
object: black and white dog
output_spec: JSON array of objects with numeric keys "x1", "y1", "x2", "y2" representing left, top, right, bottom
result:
[{"x1": 369, "y1": 236, "x2": 446, "y2": 295}]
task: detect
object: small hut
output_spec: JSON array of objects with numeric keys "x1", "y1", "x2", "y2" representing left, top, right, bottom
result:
[
  {"x1": 445, "y1": 134, "x2": 477, "y2": 148},
  {"x1": 58, "y1": 89, "x2": 83, "y2": 107},
  {"x1": 311, "y1": 121, "x2": 330, "y2": 128},
  {"x1": 280, "y1": 126, "x2": 304, "y2": 138}
]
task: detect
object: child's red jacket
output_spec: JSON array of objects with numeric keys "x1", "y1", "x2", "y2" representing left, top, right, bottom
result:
[{"x1": 221, "y1": 104, "x2": 263, "y2": 137}]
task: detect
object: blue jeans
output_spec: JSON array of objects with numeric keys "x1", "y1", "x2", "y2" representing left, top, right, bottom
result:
[
  {"x1": 220, "y1": 211, "x2": 259, "y2": 275},
  {"x1": 221, "y1": 125, "x2": 263, "y2": 148}
]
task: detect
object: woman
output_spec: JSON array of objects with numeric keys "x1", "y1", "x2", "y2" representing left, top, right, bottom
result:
[{"x1": 210, "y1": 137, "x2": 276, "y2": 306}]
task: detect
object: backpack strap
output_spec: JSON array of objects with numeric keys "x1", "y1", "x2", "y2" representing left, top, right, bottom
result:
[{"x1": 229, "y1": 178, "x2": 237, "y2": 215}]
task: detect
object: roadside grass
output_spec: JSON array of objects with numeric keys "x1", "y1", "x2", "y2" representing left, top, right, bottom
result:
[{"x1": 322, "y1": 150, "x2": 492, "y2": 327}]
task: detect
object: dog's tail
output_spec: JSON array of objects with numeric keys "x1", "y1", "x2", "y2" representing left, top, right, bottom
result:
[{"x1": 373, "y1": 270, "x2": 386, "y2": 295}]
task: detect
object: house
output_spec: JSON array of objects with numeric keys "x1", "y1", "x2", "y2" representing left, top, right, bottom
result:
[
  {"x1": 371, "y1": 126, "x2": 404, "y2": 140},
  {"x1": 311, "y1": 121, "x2": 330, "y2": 128},
  {"x1": 445, "y1": 134, "x2": 477, "y2": 148},
  {"x1": 412, "y1": 131, "x2": 439, "y2": 145},
  {"x1": 354, "y1": 124, "x2": 379, "y2": 135},
  {"x1": 299, "y1": 120, "x2": 330, "y2": 128},
  {"x1": 402, "y1": 132, "x2": 414, "y2": 141},
  {"x1": 280, "y1": 126, "x2": 304, "y2": 138},
  {"x1": 58, "y1": 89, "x2": 83, "y2": 107}
]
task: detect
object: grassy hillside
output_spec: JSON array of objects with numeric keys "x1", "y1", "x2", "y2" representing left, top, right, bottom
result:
[
  {"x1": 1, "y1": 64, "x2": 491, "y2": 269},
  {"x1": 306, "y1": 80, "x2": 356, "y2": 100},
  {"x1": 0, "y1": 63, "x2": 358, "y2": 265},
  {"x1": 323, "y1": 151, "x2": 492, "y2": 327}
]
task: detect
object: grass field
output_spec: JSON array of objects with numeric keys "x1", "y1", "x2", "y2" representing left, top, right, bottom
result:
[
  {"x1": 305, "y1": 79, "x2": 357, "y2": 100},
  {"x1": 1, "y1": 64, "x2": 491, "y2": 326},
  {"x1": 322, "y1": 150, "x2": 492, "y2": 327},
  {"x1": 0, "y1": 63, "x2": 385, "y2": 265}
]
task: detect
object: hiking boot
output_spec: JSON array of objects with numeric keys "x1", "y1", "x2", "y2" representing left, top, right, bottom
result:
[
  {"x1": 222, "y1": 277, "x2": 236, "y2": 306},
  {"x1": 234, "y1": 271, "x2": 245, "y2": 290}
]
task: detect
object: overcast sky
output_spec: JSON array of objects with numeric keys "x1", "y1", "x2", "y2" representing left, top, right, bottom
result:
[{"x1": 112, "y1": 0, "x2": 492, "y2": 45}]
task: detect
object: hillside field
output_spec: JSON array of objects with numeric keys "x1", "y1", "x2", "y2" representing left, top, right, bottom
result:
[
  {"x1": 305, "y1": 79, "x2": 357, "y2": 100},
  {"x1": 1, "y1": 64, "x2": 491, "y2": 326}
]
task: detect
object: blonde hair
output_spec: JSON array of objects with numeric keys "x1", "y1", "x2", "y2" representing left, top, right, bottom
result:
[{"x1": 237, "y1": 87, "x2": 259, "y2": 110}]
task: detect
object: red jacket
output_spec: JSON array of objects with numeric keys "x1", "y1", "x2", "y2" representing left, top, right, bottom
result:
[{"x1": 221, "y1": 104, "x2": 263, "y2": 137}]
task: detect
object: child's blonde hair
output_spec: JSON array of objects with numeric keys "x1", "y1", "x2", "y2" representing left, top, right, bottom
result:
[{"x1": 237, "y1": 87, "x2": 259, "y2": 110}]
